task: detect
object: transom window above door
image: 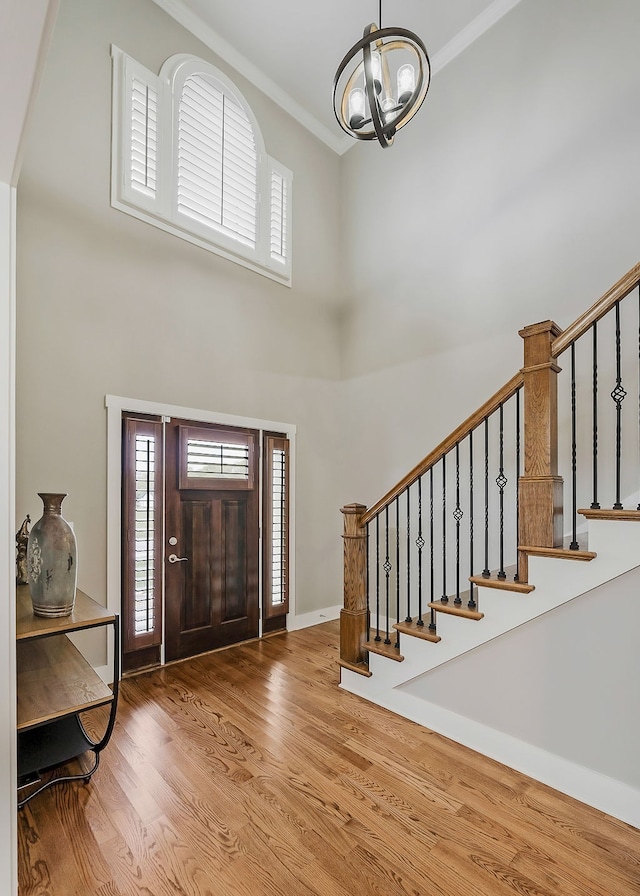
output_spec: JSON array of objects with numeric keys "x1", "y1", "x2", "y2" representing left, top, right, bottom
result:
[
  {"x1": 178, "y1": 425, "x2": 256, "y2": 490},
  {"x1": 110, "y1": 47, "x2": 292, "y2": 285}
]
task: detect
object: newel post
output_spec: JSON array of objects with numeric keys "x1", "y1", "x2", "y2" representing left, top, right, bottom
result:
[
  {"x1": 519, "y1": 320, "x2": 564, "y2": 553},
  {"x1": 340, "y1": 503, "x2": 368, "y2": 670}
]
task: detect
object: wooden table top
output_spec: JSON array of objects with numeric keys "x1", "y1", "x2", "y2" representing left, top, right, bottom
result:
[{"x1": 16, "y1": 585, "x2": 115, "y2": 641}]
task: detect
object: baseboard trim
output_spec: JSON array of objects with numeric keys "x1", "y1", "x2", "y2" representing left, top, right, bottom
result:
[
  {"x1": 102, "y1": 608, "x2": 341, "y2": 681},
  {"x1": 340, "y1": 679, "x2": 640, "y2": 831},
  {"x1": 287, "y1": 605, "x2": 341, "y2": 631}
]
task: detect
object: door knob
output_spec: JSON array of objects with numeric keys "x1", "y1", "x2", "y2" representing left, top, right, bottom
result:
[{"x1": 168, "y1": 553, "x2": 188, "y2": 563}]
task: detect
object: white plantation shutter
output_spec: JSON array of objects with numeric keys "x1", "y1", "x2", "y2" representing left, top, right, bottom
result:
[
  {"x1": 130, "y1": 77, "x2": 158, "y2": 197},
  {"x1": 263, "y1": 434, "x2": 289, "y2": 617},
  {"x1": 186, "y1": 438, "x2": 250, "y2": 480},
  {"x1": 122, "y1": 415, "x2": 163, "y2": 656},
  {"x1": 270, "y1": 169, "x2": 287, "y2": 264},
  {"x1": 111, "y1": 47, "x2": 163, "y2": 213},
  {"x1": 134, "y1": 433, "x2": 157, "y2": 634},
  {"x1": 270, "y1": 445, "x2": 287, "y2": 605},
  {"x1": 112, "y1": 48, "x2": 291, "y2": 284},
  {"x1": 177, "y1": 74, "x2": 257, "y2": 248}
]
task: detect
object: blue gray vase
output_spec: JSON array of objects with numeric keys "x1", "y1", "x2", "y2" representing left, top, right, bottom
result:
[{"x1": 27, "y1": 493, "x2": 77, "y2": 617}]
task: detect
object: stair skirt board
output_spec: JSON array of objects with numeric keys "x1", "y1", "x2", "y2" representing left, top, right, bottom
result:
[{"x1": 342, "y1": 519, "x2": 640, "y2": 830}]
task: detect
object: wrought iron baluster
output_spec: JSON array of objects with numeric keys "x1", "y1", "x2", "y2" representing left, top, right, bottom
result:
[
  {"x1": 611, "y1": 300, "x2": 626, "y2": 509},
  {"x1": 515, "y1": 388, "x2": 521, "y2": 580},
  {"x1": 591, "y1": 321, "x2": 600, "y2": 510},
  {"x1": 482, "y1": 416, "x2": 490, "y2": 577},
  {"x1": 496, "y1": 402, "x2": 507, "y2": 579},
  {"x1": 383, "y1": 505, "x2": 391, "y2": 644},
  {"x1": 441, "y1": 454, "x2": 448, "y2": 603},
  {"x1": 468, "y1": 430, "x2": 476, "y2": 610},
  {"x1": 453, "y1": 442, "x2": 463, "y2": 605},
  {"x1": 395, "y1": 498, "x2": 400, "y2": 648},
  {"x1": 406, "y1": 488, "x2": 411, "y2": 622},
  {"x1": 374, "y1": 514, "x2": 381, "y2": 642},
  {"x1": 570, "y1": 342, "x2": 579, "y2": 549},
  {"x1": 416, "y1": 476, "x2": 424, "y2": 626},
  {"x1": 429, "y1": 466, "x2": 436, "y2": 632},
  {"x1": 366, "y1": 521, "x2": 370, "y2": 641}
]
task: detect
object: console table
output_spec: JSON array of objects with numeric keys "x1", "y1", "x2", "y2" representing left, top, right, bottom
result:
[{"x1": 16, "y1": 585, "x2": 120, "y2": 808}]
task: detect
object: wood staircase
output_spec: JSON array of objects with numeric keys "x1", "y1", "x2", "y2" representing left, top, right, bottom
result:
[
  {"x1": 338, "y1": 264, "x2": 640, "y2": 829},
  {"x1": 340, "y1": 262, "x2": 640, "y2": 676}
]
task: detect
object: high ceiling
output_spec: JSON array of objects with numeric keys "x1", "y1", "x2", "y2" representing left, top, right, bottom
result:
[{"x1": 152, "y1": 0, "x2": 522, "y2": 153}]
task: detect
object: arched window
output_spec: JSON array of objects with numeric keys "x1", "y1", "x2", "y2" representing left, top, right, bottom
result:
[{"x1": 111, "y1": 48, "x2": 292, "y2": 285}]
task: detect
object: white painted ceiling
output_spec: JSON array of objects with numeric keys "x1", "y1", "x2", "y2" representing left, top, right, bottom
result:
[{"x1": 152, "y1": 0, "x2": 522, "y2": 153}]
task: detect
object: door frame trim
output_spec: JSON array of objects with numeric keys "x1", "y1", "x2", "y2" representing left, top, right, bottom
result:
[{"x1": 106, "y1": 395, "x2": 296, "y2": 675}]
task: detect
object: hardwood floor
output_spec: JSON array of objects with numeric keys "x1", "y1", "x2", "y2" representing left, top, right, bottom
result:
[{"x1": 18, "y1": 621, "x2": 640, "y2": 896}]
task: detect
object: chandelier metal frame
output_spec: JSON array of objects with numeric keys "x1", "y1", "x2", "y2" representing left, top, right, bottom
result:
[{"x1": 332, "y1": 5, "x2": 431, "y2": 148}]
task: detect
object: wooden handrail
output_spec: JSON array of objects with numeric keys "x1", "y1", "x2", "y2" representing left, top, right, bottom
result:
[
  {"x1": 341, "y1": 263, "x2": 640, "y2": 677},
  {"x1": 551, "y1": 261, "x2": 640, "y2": 358},
  {"x1": 360, "y1": 371, "x2": 524, "y2": 527}
]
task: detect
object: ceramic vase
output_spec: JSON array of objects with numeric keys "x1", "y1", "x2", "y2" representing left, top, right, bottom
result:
[{"x1": 27, "y1": 493, "x2": 77, "y2": 617}]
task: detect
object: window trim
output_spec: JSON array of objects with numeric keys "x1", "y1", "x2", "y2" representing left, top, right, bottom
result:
[{"x1": 110, "y1": 46, "x2": 292, "y2": 286}]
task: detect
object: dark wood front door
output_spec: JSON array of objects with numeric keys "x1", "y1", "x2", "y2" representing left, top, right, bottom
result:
[{"x1": 164, "y1": 418, "x2": 259, "y2": 662}]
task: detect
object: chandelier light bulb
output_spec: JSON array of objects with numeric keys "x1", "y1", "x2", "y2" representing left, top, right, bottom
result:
[
  {"x1": 397, "y1": 63, "x2": 416, "y2": 105},
  {"x1": 348, "y1": 87, "x2": 366, "y2": 130},
  {"x1": 380, "y1": 94, "x2": 396, "y2": 123},
  {"x1": 370, "y1": 50, "x2": 383, "y2": 94}
]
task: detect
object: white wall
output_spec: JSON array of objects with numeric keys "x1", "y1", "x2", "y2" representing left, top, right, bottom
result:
[
  {"x1": 16, "y1": 0, "x2": 346, "y2": 642},
  {"x1": 339, "y1": 333, "x2": 522, "y2": 508},
  {"x1": 342, "y1": 0, "x2": 640, "y2": 369},
  {"x1": 401, "y1": 564, "x2": 640, "y2": 790}
]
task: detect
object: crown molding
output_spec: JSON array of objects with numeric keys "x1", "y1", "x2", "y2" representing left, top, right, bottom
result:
[
  {"x1": 150, "y1": 0, "x2": 350, "y2": 154},
  {"x1": 150, "y1": 0, "x2": 523, "y2": 157},
  {"x1": 431, "y1": 0, "x2": 524, "y2": 74}
]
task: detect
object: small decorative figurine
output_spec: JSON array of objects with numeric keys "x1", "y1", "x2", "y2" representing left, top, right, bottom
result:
[{"x1": 16, "y1": 515, "x2": 31, "y2": 585}]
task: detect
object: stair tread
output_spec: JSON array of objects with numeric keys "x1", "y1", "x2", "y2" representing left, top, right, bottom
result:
[
  {"x1": 519, "y1": 544, "x2": 596, "y2": 561},
  {"x1": 337, "y1": 658, "x2": 372, "y2": 678},
  {"x1": 365, "y1": 639, "x2": 404, "y2": 662},
  {"x1": 579, "y1": 508, "x2": 640, "y2": 521},
  {"x1": 469, "y1": 566, "x2": 534, "y2": 593},
  {"x1": 428, "y1": 600, "x2": 484, "y2": 621},
  {"x1": 393, "y1": 620, "x2": 441, "y2": 642}
]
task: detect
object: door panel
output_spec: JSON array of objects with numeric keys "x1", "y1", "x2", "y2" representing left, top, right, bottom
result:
[
  {"x1": 165, "y1": 418, "x2": 259, "y2": 662},
  {"x1": 221, "y1": 499, "x2": 247, "y2": 621},
  {"x1": 181, "y1": 499, "x2": 213, "y2": 631}
]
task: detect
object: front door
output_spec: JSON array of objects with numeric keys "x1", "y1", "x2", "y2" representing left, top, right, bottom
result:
[{"x1": 164, "y1": 418, "x2": 260, "y2": 662}]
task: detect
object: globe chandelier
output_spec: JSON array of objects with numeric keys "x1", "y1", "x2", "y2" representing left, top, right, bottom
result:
[{"x1": 332, "y1": 0, "x2": 431, "y2": 148}]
